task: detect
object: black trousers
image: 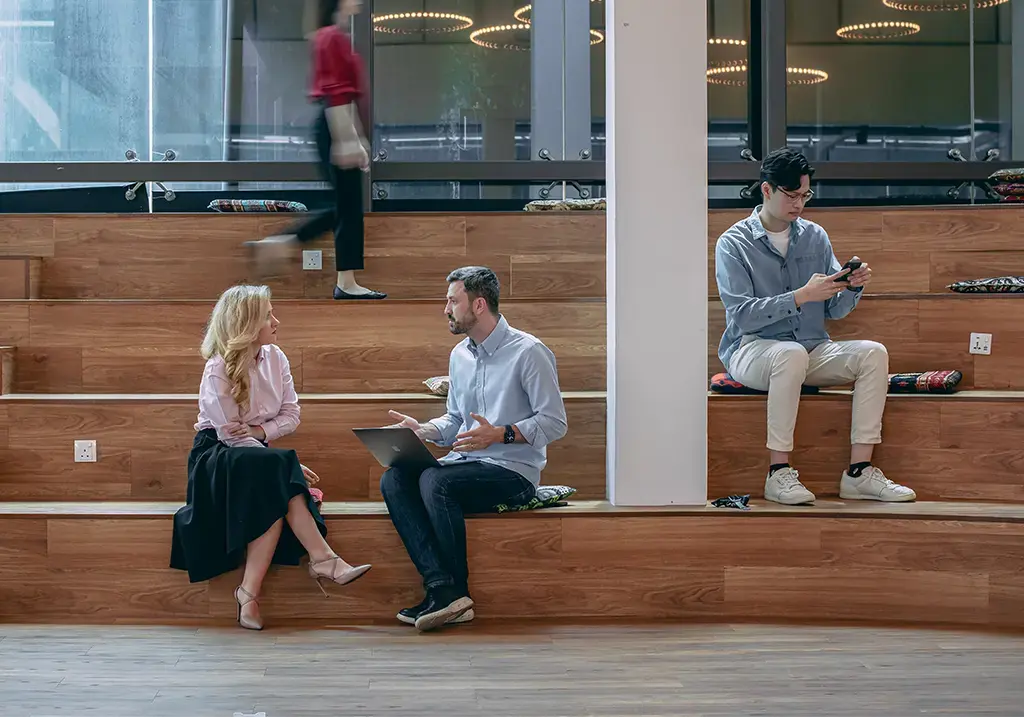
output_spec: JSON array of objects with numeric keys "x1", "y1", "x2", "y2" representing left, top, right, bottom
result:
[{"x1": 290, "y1": 107, "x2": 365, "y2": 272}]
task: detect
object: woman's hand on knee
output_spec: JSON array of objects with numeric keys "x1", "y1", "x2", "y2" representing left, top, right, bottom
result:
[{"x1": 299, "y1": 464, "x2": 320, "y2": 485}]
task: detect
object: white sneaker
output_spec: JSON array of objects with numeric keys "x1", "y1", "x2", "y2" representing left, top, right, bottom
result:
[
  {"x1": 396, "y1": 608, "x2": 474, "y2": 626},
  {"x1": 764, "y1": 467, "x2": 816, "y2": 505},
  {"x1": 840, "y1": 466, "x2": 916, "y2": 502}
]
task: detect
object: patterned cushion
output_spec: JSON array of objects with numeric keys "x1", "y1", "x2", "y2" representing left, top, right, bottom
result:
[
  {"x1": 309, "y1": 487, "x2": 324, "y2": 504},
  {"x1": 988, "y1": 168, "x2": 1024, "y2": 183},
  {"x1": 948, "y1": 276, "x2": 1024, "y2": 293},
  {"x1": 423, "y1": 375, "x2": 449, "y2": 397},
  {"x1": 494, "y1": 485, "x2": 576, "y2": 513},
  {"x1": 993, "y1": 183, "x2": 1024, "y2": 197},
  {"x1": 524, "y1": 198, "x2": 606, "y2": 212},
  {"x1": 208, "y1": 199, "x2": 308, "y2": 213},
  {"x1": 887, "y1": 370, "x2": 963, "y2": 394},
  {"x1": 710, "y1": 372, "x2": 820, "y2": 395}
]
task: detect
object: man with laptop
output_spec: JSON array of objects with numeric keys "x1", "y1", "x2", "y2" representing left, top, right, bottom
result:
[{"x1": 366, "y1": 266, "x2": 567, "y2": 631}]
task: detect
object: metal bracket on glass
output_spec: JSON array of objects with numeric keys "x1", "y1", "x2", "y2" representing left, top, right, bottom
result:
[
  {"x1": 579, "y1": 149, "x2": 592, "y2": 160},
  {"x1": 538, "y1": 148, "x2": 552, "y2": 161},
  {"x1": 738, "y1": 148, "x2": 762, "y2": 200},
  {"x1": 539, "y1": 180, "x2": 590, "y2": 200},
  {"x1": 374, "y1": 149, "x2": 388, "y2": 162},
  {"x1": 124, "y1": 149, "x2": 178, "y2": 202},
  {"x1": 372, "y1": 185, "x2": 388, "y2": 200},
  {"x1": 947, "y1": 148, "x2": 1001, "y2": 201}
]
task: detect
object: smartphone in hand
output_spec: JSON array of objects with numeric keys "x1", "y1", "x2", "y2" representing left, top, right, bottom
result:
[{"x1": 834, "y1": 259, "x2": 863, "y2": 282}]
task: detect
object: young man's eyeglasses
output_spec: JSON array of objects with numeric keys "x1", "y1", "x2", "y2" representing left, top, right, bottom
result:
[{"x1": 776, "y1": 187, "x2": 814, "y2": 203}]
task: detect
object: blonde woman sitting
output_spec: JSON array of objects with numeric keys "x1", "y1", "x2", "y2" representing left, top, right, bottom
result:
[{"x1": 171, "y1": 285, "x2": 370, "y2": 630}]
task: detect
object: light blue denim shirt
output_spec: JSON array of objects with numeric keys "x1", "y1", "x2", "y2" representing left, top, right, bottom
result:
[
  {"x1": 715, "y1": 206, "x2": 862, "y2": 370},
  {"x1": 427, "y1": 315, "x2": 568, "y2": 486}
]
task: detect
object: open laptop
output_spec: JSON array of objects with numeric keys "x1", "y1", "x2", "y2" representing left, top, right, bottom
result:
[{"x1": 352, "y1": 427, "x2": 442, "y2": 471}]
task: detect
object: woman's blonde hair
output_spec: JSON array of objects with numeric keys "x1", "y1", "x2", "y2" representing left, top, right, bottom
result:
[{"x1": 201, "y1": 285, "x2": 272, "y2": 412}]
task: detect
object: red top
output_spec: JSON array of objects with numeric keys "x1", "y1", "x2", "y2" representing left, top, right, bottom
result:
[{"x1": 309, "y1": 25, "x2": 370, "y2": 134}]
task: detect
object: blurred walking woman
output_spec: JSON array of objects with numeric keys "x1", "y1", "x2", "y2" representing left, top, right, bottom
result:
[
  {"x1": 170, "y1": 285, "x2": 371, "y2": 630},
  {"x1": 247, "y1": 0, "x2": 385, "y2": 301}
]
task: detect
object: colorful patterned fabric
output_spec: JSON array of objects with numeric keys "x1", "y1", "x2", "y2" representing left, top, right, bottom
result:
[
  {"x1": 711, "y1": 494, "x2": 751, "y2": 511},
  {"x1": 887, "y1": 370, "x2": 962, "y2": 394},
  {"x1": 992, "y1": 183, "x2": 1024, "y2": 197},
  {"x1": 948, "y1": 276, "x2": 1024, "y2": 293},
  {"x1": 309, "y1": 487, "x2": 324, "y2": 504},
  {"x1": 208, "y1": 199, "x2": 308, "y2": 213},
  {"x1": 423, "y1": 375, "x2": 449, "y2": 397},
  {"x1": 494, "y1": 485, "x2": 576, "y2": 513},
  {"x1": 709, "y1": 372, "x2": 820, "y2": 395},
  {"x1": 524, "y1": 198, "x2": 607, "y2": 212},
  {"x1": 988, "y1": 168, "x2": 1024, "y2": 183}
]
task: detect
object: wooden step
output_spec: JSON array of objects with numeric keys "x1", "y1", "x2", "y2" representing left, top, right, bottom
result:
[
  {"x1": 709, "y1": 391, "x2": 1024, "y2": 502},
  {"x1": 0, "y1": 346, "x2": 11, "y2": 396},
  {"x1": 0, "y1": 298, "x2": 604, "y2": 394},
  {"x1": 0, "y1": 393, "x2": 606, "y2": 502},
  {"x1": 0, "y1": 257, "x2": 41, "y2": 299},
  {"x1": 0, "y1": 213, "x2": 604, "y2": 300},
  {"x1": 1, "y1": 499, "x2": 1022, "y2": 628},
  {"x1": 5, "y1": 206, "x2": 1017, "y2": 301},
  {"x1": 709, "y1": 294, "x2": 1024, "y2": 390},
  {"x1": 708, "y1": 205, "x2": 1024, "y2": 295}
]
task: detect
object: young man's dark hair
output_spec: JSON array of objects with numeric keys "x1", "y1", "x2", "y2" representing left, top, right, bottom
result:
[
  {"x1": 760, "y1": 148, "x2": 815, "y2": 192},
  {"x1": 447, "y1": 266, "x2": 500, "y2": 315}
]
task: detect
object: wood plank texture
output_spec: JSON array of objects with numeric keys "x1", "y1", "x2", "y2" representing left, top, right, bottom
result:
[
  {"x1": 1, "y1": 508, "x2": 1023, "y2": 628},
  {"x1": 12, "y1": 213, "x2": 605, "y2": 300},
  {"x1": 0, "y1": 396, "x2": 605, "y2": 502},
  {"x1": 709, "y1": 295, "x2": 1024, "y2": 389},
  {"x1": 707, "y1": 205, "x2": 1024, "y2": 295},
  {"x1": 2, "y1": 206, "x2": 1016, "y2": 300},
  {"x1": 0, "y1": 299, "x2": 605, "y2": 393},
  {"x1": 708, "y1": 394, "x2": 1024, "y2": 502}
]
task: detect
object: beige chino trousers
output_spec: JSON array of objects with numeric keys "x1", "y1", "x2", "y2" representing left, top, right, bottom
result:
[{"x1": 727, "y1": 338, "x2": 889, "y2": 453}]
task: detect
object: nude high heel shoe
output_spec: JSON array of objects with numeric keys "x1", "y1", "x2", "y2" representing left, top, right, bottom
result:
[
  {"x1": 234, "y1": 585, "x2": 264, "y2": 631},
  {"x1": 308, "y1": 555, "x2": 372, "y2": 597}
]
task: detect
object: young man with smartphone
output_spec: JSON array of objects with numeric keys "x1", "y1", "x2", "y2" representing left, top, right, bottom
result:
[{"x1": 714, "y1": 148, "x2": 916, "y2": 506}]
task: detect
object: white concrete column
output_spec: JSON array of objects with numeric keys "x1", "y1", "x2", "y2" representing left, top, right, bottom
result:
[{"x1": 605, "y1": 0, "x2": 708, "y2": 506}]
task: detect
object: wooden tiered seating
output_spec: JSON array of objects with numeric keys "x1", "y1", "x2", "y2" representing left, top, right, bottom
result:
[
  {"x1": 1, "y1": 207, "x2": 1023, "y2": 630},
  {"x1": 0, "y1": 393, "x2": 605, "y2": 501},
  {"x1": 0, "y1": 299, "x2": 604, "y2": 394},
  {"x1": 1, "y1": 500, "x2": 1023, "y2": 627}
]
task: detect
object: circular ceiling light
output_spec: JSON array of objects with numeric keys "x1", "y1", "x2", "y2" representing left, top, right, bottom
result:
[
  {"x1": 706, "y1": 61, "x2": 829, "y2": 87},
  {"x1": 470, "y1": 23, "x2": 604, "y2": 50},
  {"x1": 373, "y1": 11, "x2": 474, "y2": 34},
  {"x1": 836, "y1": 20, "x2": 921, "y2": 39},
  {"x1": 514, "y1": 0, "x2": 601, "y2": 23},
  {"x1": 882, "y1": 0, "x2": 1007, "y2": 10}
]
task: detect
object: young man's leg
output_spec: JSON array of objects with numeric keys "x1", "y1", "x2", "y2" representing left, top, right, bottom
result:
[
  {"x1": 728, "y1": 339, "x2": 815, "y2": 504},
  {"x1": 804, "y1": 340, "x2": 916, "y2": 501},
  {"x1": 413, "y1": 461, "x2": 535, "y2": 630}
]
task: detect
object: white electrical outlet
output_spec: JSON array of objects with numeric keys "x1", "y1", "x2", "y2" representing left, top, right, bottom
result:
[
  {"x1": 302, "y1": 249, "x2": 322, "y2": 271},
  {"x1": 969, "y1": 332, "x2": 992, "y2": 356},
  {"x1": 74, "y1": 439, "x2": 97, "y2": 463}
]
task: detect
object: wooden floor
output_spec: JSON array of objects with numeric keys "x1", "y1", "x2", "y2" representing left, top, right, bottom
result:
[{"x1": 1, "y1": 622, "x2": 1022, "y2": 717}]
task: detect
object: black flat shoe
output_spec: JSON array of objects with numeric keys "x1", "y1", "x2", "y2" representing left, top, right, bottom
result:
[{"x1": 333, "y1": 286, "x2": 387, "y2": 300}]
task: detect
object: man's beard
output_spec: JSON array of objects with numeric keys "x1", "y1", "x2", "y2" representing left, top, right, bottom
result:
[{"x1": 448, "y1": 313, "x2": 476, "y2": 335}]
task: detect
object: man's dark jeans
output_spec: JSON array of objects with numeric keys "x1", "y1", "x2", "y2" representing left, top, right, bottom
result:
[{"x1": 380, "y1": 461, "x2": 536, "y2": 593}]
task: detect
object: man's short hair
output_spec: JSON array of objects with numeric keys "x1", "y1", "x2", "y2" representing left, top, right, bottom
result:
[
  {"x1": 447, "y1": 266, "x2": 500, "y2": 315},
  {"x1": 760, "y1": 148, "x2": 815, "y2": 192}
]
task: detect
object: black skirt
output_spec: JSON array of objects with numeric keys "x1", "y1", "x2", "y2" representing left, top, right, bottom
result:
[{"x1": 170, "y1": 429, "x2": 327, "y2": 583}]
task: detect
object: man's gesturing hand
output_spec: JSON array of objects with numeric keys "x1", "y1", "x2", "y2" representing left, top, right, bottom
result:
[
  {"x1": 453, "y1": 413, "x2": 504, "y2": 453},
  {"x1": 387, "y1": 410, "x2": 434, "y2": 440}
]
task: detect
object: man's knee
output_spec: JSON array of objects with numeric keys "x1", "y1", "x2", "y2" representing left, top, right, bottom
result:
[
  {"x1": 769, "y1": 343, "x2": 810, "y2": 378},
  {"x1": 417, "y1": 467, "x2": 447, "y2": 502},
  {"x1": 379, "y1": 467, "x2": 409, "y2": 499},
  {"x1": 859, "y1": 340, "x2": 889, "y2": 369}
]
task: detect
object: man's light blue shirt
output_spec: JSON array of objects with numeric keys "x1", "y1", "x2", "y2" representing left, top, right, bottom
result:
[
  {"x1": 715, "y1": 206, "x2": 862, "y2": 370},
  {"x1": 427, "y1": 315, "x2": 568, "y2": 486}
]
